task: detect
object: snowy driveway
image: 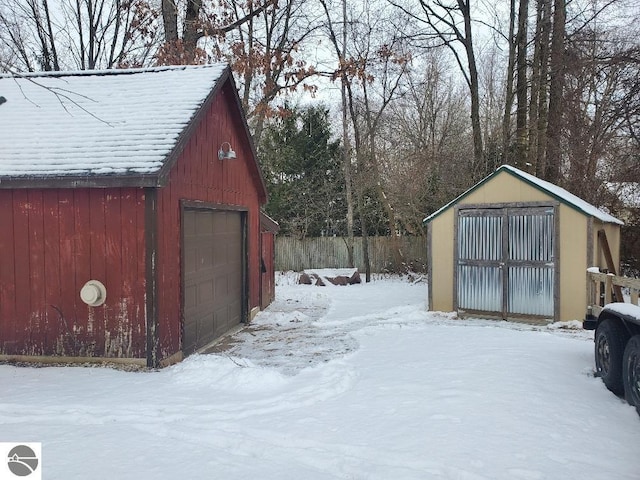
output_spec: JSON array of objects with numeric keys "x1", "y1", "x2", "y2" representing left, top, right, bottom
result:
[{"x1": 1, "y1": 275, "x2": 639, "y2": 479}]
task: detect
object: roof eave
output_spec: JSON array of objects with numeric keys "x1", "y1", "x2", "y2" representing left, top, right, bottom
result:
[
  {"x1": 225, "y1": 72, "x2": 269, "y2": 204},
  {"x1": 0, "y1": 174, "x2": 160, "y2": 189}
]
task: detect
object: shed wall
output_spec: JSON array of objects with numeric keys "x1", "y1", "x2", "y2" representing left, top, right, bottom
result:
[
  {"x1": 592, "y1": 220, "x2": 621, "y2": 270},
  {"x1": 156, "y1": 82, "x2": 262, "y2": 361},
  {"x1": 557, "y1": 204, "x2": 588, "y2": 321},
  {"x1": 0, "y1": 188, "x2": 147, "y2": 359},
  {"x1": 428, "y1": 208, "x2": 455, "y2": 313}
]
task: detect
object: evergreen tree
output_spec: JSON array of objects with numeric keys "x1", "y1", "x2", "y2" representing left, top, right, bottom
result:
[{"x1": 258, "y1": 106, "x2": 345, "y2": 238}]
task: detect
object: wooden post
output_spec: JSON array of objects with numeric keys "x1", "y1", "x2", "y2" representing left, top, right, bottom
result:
[
  {"x1": 598, "y1": 229, "x2": 623, "y2": 302},
  {"x1": 605, "y1": 275, "x2": 613, "y2": 305}
]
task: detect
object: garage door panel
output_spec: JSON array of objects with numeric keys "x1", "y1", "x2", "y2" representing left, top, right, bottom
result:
[
  {"x1": 196, "y1": 210, "x2": 215, "y2": 234},
  {"x1": 183, "y1": 209, "x2": 244, "y2": 355},
  {"x1": 197, "y1": 279, "x2": 214, "y2": 304},
  {"x1": 183, "y1": 319, "x2": 198, "y2": 353},
  {"x1": 183, "y1": 211, "x2": 196, "y2": 236},
  {"x1": 185, "y1": 284, "x2": 197, "y2": 310},
  {"x1": 184, "y1": 249, "x2": 197, "y2": 275},
  {"x1": 198, "y1": 314, "x2": 215, "y2": 343},
  {"x1": 198, "y1": 246, "x2": 215, "y2": 272}
]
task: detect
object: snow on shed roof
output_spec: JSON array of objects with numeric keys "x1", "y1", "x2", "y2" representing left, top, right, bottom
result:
[
  {"x1": 424, "y1": 164, "x2": 623, "y2": 225},
  {"x1": 0, "y1": 64, "x2": 227, "y2": 181}
]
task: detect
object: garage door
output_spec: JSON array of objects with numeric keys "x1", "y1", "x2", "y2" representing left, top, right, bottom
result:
[
  {"x1": 456, "y1": 206, "x2": 556, "y2": 319},
  {"x1": 183, "y1": 209, "x2": 244, "y2": 355}
]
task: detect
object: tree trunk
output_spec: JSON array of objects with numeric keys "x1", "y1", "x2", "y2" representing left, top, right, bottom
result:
[
  {"x1": 531, "y1": 0, "x2": 551, "y2": 177},
  {"x1": 544, "y1": 0, "x2": 566, "y2": 183},
  {"x1": 459, "y1": 0, "x2": 484, "y2": 178},
  {"x1": 528, "y1": 0, "x2": 543, "y2": 173},
  {"x1": 183, "y1": 0, "x2": 203, "y2": 62},
  {"x1": 42, "y1": 0, "x2": 59, "y2": 71},
  {"x1": 161, "y1": 0, "x2": 178, "y2": 42},
  {"x1": 341, "y1": 77, "x2": 356, "y2": 269},
  {"x1": 501, "y1": 0, "x2": 517, "y2": 165},
  {"x1": 341, "y1": 0, "x2": 355, "y2": 269},
  {"x1": 515, "y1": 0, "x2": 529, "y2": 166},
  {"x1": 362, "y1": 80, "x2": 404, "y2": 272}
]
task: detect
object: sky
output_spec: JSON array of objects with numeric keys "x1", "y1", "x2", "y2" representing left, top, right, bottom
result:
[{"x1": 1, "y1": 273, "x2": 638, "y2": 480}]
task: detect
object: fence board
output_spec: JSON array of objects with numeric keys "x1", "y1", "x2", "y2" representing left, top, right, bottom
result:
[{"x1": 275, "y1": 236, "x2": 427, "y2": 273}]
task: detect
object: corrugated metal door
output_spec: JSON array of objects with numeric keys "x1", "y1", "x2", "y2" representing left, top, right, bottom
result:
[
  {"x1": 183, "y1": 209, "x2": 244, "y2": 355},
  {"x1": 457, "y1": 207, "x2": 555, "y2": 319},
  {"x1": 457, "y1": 210, "x2": 504, "y2": 313}
]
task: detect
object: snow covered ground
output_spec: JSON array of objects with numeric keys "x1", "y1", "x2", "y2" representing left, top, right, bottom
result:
[{"x1": 1, "y1": 274, "x2": 639, "y2": 479}]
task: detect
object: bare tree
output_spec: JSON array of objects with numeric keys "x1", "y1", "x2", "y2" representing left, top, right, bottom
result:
[
  {"x1": 408, "y1": 0, "x2": 484, "y2": 179},
  {"x1": 319, "y1": 0, "x2": 356, "y2": 269},
  {"x1": 226, "y1": 0, "x2": 320, "y2": 143},
  {"x1": 382, "y1": 56, "x2": 473, "y2": 233},
  {"x1": 0, "y1": 0, "x2": 160, "y2": 71}
]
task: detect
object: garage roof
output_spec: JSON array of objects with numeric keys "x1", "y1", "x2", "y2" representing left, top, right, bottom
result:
[
  {"x1": 0, "y1": 64, "x2": 260, "y2": 189},
  {"x1": 424, "y1": 165, "x2": 623, "y2": 225}
]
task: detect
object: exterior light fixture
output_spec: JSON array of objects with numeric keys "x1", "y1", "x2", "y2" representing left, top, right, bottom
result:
[{"x1": 218, "y1": 142, "x2": 236, "y2": 160}]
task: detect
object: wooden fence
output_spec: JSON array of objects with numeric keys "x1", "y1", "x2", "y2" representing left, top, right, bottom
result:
[{"x1": 275, "y1": 236, "x2": 427, "y2": 273}]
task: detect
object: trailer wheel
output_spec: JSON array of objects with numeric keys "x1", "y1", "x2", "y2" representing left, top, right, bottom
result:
[
  {"x1": 595, "y1": 319, "x2": 628, "y2": 396},
  {"x1": 623, "y1": 335, "x2": 640, "y2": 414}
]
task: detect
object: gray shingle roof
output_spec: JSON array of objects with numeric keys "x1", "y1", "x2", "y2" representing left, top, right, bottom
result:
[{"x1": 0, "y1": 64, "x2": 227, "y2": 178}]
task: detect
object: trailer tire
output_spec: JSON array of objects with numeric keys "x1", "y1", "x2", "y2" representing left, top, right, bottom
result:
[
  {"x1": 623, "y1": 335, "x2": 640, "y2": 415},
  {"x1": 595, "y1": 318, "x2": 628, "y2": 396}
]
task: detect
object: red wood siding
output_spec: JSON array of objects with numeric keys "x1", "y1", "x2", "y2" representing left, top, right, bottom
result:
[
  {"x1": 0, "y1": 188, "x2": 147, "y2": 358},
  {"x1": 155, "y1": 81, "x2": 263, "y2": 360},
  {"x1": 261, "y1": 230, "x2": 276, "y2": 309}
]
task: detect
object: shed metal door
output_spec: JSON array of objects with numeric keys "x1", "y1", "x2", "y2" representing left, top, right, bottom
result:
[
  {"x1": 457, "y1": 207, "x2": 555, "y2": 318},
  {"x1": 183, "y1": 209, "x2": 244, "y2": 355}
]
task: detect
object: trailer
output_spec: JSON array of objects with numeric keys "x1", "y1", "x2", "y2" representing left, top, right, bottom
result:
[{"x1": 584, "y1": 271, "x2": 640, "y2": 414}]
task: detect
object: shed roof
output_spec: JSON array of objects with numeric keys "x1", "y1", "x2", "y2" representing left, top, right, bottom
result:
[
  {"x1": 0, "y1": 65, "x2": 266, "y2": 197},
  {"x1": 424, "y1": 165, "x2": 623, "y2": 225}
]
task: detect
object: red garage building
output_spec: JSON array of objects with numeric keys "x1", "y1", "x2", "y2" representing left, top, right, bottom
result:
[{"x1": 0, "y1": 65, "x2": 272, "y2": 367}]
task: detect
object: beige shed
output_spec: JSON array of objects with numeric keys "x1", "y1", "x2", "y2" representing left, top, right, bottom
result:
[{"x1": 424, "y1": 165, "x2": 623, "y2": 323}]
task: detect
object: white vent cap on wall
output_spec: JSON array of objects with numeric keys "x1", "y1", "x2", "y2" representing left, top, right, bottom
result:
[{"x1": 80, "y1": 280, "x2": 107, "y2": 307}]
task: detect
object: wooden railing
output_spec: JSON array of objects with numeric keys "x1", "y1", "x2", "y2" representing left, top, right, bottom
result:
[{"x1": 587, "y1": 270, "x2": 640, "y2": 317}]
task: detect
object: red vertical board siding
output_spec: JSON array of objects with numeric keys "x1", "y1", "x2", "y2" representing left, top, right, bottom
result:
[
  {"x1": 0, "y1": 190, "x2": 16, "y2": 350},
  {"x1": 260, "y1": 230, "x2": 276, "y2": 309},
  {"x1": 57, "y1": 189, "x2": 78, "y2": 355},
  {"x1": 155, "y1": 82, "x2": 264, "y2": 360},
  {"x1": 42, "y1": 190, "x2": 62, "y2": 351},
  {"x1": 12, "y1": 190, "x2": 30, "y2": 348},
  {"x1": 0, "y1": 187, "x2": 146, "y2": 359},
  {"x1": 27, "y1": 190, "x2": 46, "y2": 354}
]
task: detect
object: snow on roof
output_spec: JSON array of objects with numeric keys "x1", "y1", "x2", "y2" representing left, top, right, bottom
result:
[
  {"x1": 424, "y1": 164, "x2": 623, "y2": 225},
  {"x1": 0, "y1": 64, "x2": 227, "y2": 178}
]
